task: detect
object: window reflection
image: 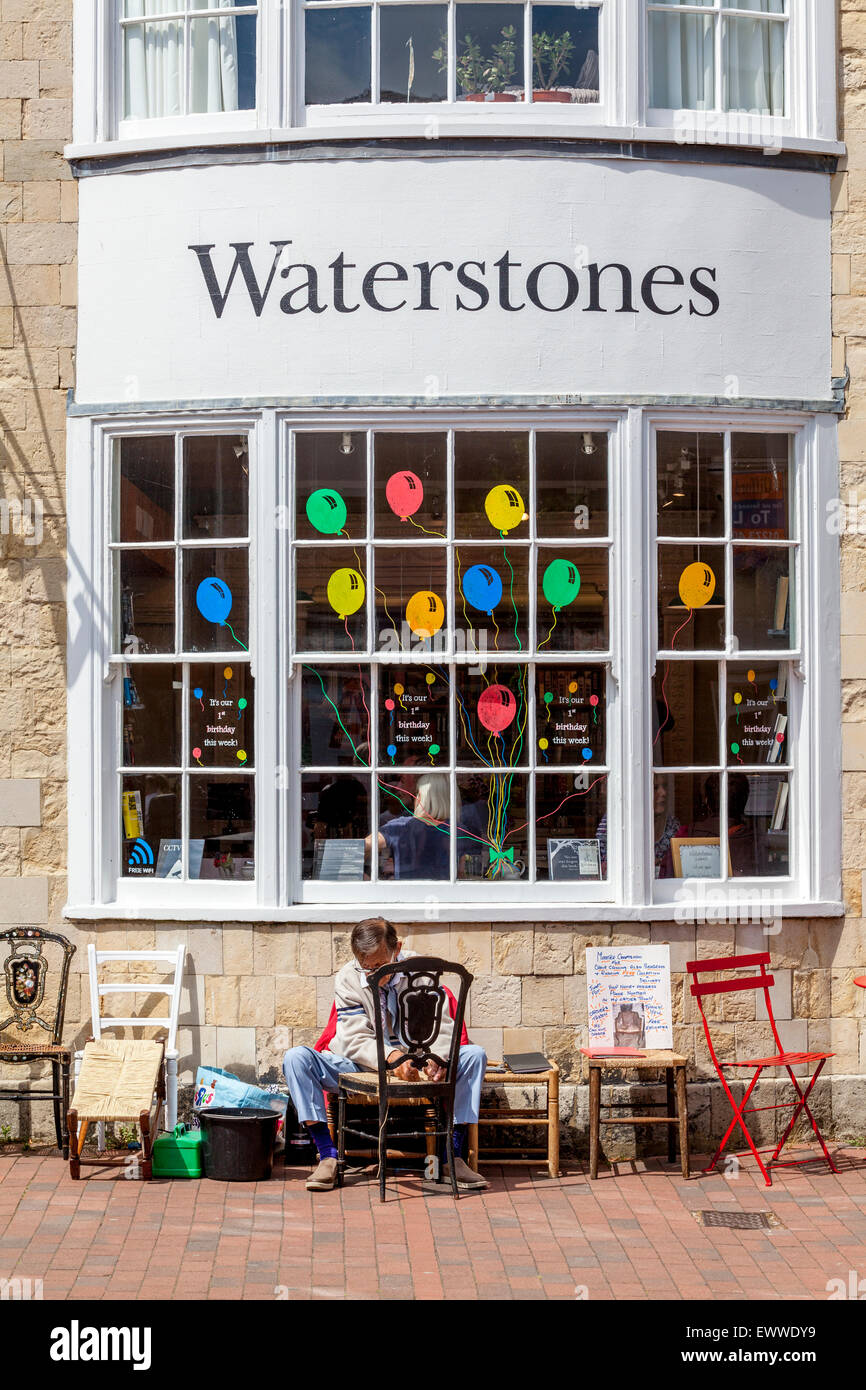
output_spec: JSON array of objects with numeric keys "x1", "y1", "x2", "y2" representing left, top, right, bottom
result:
[
  {"x1": 305, "y1": 6, "x2": 372, "y2": 104},
  {"x1": 380, "y1": 4, "x2": 447, "y2": 101},
  {"x1": 531, "y1": 4, "x2": 599, "y2": 102}
]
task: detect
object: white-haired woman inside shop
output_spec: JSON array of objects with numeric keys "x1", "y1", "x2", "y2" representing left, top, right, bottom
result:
[{"x1": 367, "y1": 773, "x2": 465, "y2": 880}]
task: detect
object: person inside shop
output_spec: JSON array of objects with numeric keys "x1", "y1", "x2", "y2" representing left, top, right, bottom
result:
[
  {"x1": 282, "y1": 916, "x2": 488, "y2": 1192},
  {"x1": 367, "y1": 773, "x2": 465, "y2": 880},
  {"x1": 595, "y1": 776, "x2": 683, "y2": 878},
  {"x1": 691, "y1": 772, "x2": 756, "y2": 876}
]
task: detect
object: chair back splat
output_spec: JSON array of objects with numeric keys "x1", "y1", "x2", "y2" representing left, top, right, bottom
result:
[
  {"x1": 0, "y1": 928, "x2": 77, "y2": 1160},
  {"x1": 81, "y1": 943, "x2": 185, "y2": 1132},
  {"x1": 336, "y1": 956, "x2": 473, "y2": 1203},
  {"x1": 686, "y1": 952, "x2": 837, "y2": 1187}
]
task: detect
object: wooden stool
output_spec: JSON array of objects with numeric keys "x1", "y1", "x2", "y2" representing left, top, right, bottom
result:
[
  {"x1": 467, "y1": 1063, "x2": 560, "y2": 1179},
  {"x1": 585, "y1": 1050, "x2": 689, "y2": 1180}
]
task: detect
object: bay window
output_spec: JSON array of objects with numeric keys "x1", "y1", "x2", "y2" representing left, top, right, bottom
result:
[
  {"x1": 66, "y1": 409, "x2": 839, "y2": 918},
  {"x1": 77, "y1": 0, "x2": 837, "y2": 143}
]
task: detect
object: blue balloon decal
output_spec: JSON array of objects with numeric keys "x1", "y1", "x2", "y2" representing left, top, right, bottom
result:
[
  {"x1": 581, "y1": 747, "x2": 593, "y2": 761},
  {"x1": 462, "y1": 564, "x2": 503, "y2": 614},
  {"x1": 196, "y1": 577, "x2": 233, "y2": 626}
]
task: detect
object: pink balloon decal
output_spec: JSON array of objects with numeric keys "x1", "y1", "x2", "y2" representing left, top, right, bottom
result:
[
  {"x1": 477, "y1": 684, "x2": 517, "y2": 734},
  {"x1": 386, "y1": 471, "x2": 424, "y2": 520}
]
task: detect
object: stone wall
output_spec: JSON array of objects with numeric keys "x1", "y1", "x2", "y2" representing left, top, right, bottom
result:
[
  {"x1": 0, "y1": 0, "x2": 73, "y2": 940},
  {"x1": 4, "y1": 916, "x2": 856, "y2": 1156},
  {"x1": 2, "y1": 0, "x2": 866, "y2": 1161}
]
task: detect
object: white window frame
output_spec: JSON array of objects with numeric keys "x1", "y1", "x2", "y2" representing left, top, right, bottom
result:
[
  {"x1": 69, "y1": 0, "x2": 837, "y2": 150},
  {"x1": 649, "y1": 422, "x2": 798, "y2": 908},
  {"x1": 643, "y1": 0, "x2": 823, "y2": 147},
  {"x1": 116, "y1": 0, "x2": 263, "y2": 140},
  {"x1": 65, "y1": 405, "x2": 841, "y2": 922},
  {"x1": 286, "y1": 418, "x2": 621, "y2": 907}
]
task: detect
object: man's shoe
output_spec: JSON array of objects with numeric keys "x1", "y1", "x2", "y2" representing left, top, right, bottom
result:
[
  {"x1": 451, "y1": 1155, "x2": 488, "y2": 1191},
  {"x1": 305, "y1": 1156, "x2": 339, "y2": 1191}
]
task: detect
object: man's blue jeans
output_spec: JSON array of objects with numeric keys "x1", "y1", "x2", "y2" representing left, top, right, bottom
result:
[{"x1": 282, "y1": 1044, "x2": 487, "y2": 1126}]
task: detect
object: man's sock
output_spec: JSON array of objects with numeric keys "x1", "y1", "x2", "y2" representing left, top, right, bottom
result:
[
  {"x1": 308, "y1": 1122, "x2": 338, "y2": 1162},
  {"x1": 452, "y1": 1124, "x2": 467, "y2": 1158}
]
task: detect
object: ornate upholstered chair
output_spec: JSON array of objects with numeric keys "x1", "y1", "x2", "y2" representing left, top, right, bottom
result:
[{"x1": 0, "y1": 928, "x2": 76, "y2": 1159}]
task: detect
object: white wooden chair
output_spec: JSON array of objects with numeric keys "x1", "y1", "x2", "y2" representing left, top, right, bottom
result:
[{"x1": 74, "y1": 944, "x2": 185, "y2": 1144}]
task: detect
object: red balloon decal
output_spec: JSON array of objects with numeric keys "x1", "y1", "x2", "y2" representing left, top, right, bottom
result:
[
  {"x1": 477, "y1": 684, "x2": 518, "y2": 734},
  {"x1": 386, "y1": 471, "x2": 424, "y2": 520}
]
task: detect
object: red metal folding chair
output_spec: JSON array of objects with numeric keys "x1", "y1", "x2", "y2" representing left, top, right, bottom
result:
[{"x1": 686, "y1": 952, "x2": 837, "y2": 1187}]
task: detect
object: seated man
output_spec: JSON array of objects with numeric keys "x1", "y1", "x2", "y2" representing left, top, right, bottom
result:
[{"x1": 283, "y1": 916, "x2": 488, "y2": 1193}]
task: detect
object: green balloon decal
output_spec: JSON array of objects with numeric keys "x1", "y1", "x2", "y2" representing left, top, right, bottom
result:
[
  {"x1": 306, "y1": 488, "x2": 347, "y2": 536},
  {"x1": 730, "y1": 742, "x2": 740, "y2": 756},
  {"x1": 542, "y1": 558, "x2": 581, "y2": 610}
]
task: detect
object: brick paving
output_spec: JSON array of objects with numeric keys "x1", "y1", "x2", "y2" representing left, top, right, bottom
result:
[{"x1": 2, "y1": 1145, "x2": 866, "y2": 1301}]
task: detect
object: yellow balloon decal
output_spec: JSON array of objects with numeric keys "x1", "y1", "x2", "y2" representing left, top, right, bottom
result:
[
  {"x1": 406, "y1": 590, "x2": 445, "y2": 639},
  {"x1": 733, "y1": 692, "x2": 743, "y2": 706},
  {"x1": 485, "y1": 485, "x2": 528, "y2": 535},
  {"x1": 678, "y1": 561, "x2": 716, "y2": 610},
  {"x1": 327, "y1": 567, "x2": 365, "y2": 619}
]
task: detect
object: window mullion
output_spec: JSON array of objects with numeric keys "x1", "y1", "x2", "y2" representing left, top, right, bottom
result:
[
  {"x1": 371, "y1": 3, "x2": 380, "y2": 103},
  {"x1": 447, "y1": 0, "x2": 456, "y2": 104}
]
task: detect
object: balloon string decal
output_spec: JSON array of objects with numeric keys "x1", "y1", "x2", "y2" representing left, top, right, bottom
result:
[
  {"x1": 503, "y1": 548, "x2": 522, "y2": 651},
  {"x1": 538, "y1": 608, "x2": 558, "y2": 651},
  {"x1": 506, "y1": 776, "x2": 605, "y2": 841},
  {"x1": 303, "y1": 665, "x2": 369, "y2": 767},
  {"x1": 653, "y1": 661, "x2": 671, "y2": 749},
  {"x1": 375, "y1": 585, "x2": 399, "y2": 639},
  {"x1": 407, "y1": 514, "x2": 445, "y2": 540},
  {"x1": 670, "y1": 607, "x2": 694, "y2": 650},
  {"x1": 223, "y1": 621, "x2": 248, "y2": 652},
  {"x1": 455, "y1": 549, "x2": 479, "y2": 661}
]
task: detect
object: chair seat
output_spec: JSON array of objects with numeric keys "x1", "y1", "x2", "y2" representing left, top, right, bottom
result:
[
  {"x1": 338, "y1": 1070, "x2": 450, "y2": 1099},
  {"x1": 722, "y1": 1050, "x2": 834, "y2": 1068},
  {"x1": 71, "y1": 1039, "x2": 164, "y2": 1121},
  {"x1": 0, "y1": 1042, "x2": 70, "y2": 1059}
]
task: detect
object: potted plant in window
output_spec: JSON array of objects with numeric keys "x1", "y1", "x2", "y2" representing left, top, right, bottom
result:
[
  {"x1": 436, "y1": 25, "x2": 521, "y2": 102},
  {"x1": 532, "y1": 28, "x2": 575, "y2": 102}
]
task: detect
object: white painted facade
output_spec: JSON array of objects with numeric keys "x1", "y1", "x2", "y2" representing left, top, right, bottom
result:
[{"x1": 75, "y1": 158, "x2": 831, "y2": 408}]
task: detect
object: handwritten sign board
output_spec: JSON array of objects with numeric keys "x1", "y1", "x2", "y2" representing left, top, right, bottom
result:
[{"x1": 586, "y1": 945, "x2": 673, "y2": 1050}]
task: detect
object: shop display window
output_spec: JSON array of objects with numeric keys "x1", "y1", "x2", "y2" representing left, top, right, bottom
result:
[
  {"x1": 295, "y1": 428, "x2": 611, "y2": 887},
  {"x1": 113, "y1": 433, "x2": 254, "y2": 883},
  {"x1": 653, "y1": 428, "x2": 795, "y2": 886},
  {"x1": 90, "y1": 414, "x2": 829, "y2": 913}
]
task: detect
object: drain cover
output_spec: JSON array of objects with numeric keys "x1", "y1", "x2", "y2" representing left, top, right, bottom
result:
[{"x1": 696, "y1": 1210, "x2": 779, "y2": 1230}]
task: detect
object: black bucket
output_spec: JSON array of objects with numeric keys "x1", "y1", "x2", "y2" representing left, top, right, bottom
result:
[{"x1": 199, "y1": 1107, "x2": 279, "y2": 1182}]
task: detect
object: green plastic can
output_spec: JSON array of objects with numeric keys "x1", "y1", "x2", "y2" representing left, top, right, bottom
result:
[{"x1": 152, "y1": 1123, "x2": 203, "y2": 1178}]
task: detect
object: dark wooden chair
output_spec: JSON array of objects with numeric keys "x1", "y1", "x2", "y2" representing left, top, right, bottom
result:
[
  {"x1": 0, "y1": 928, "x2": 76, "y2": 1159},
  {"x1": 336, "y1": 956, "x2": 472, "y2": 1203}
]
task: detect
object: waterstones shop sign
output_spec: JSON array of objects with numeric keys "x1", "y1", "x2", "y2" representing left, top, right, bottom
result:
[
  {"x1": 189, "y1": 241, "x2": 721, "y2": 319},
  {"x1": 74, "y1": 161, "x2": 831, "y2": 402}
]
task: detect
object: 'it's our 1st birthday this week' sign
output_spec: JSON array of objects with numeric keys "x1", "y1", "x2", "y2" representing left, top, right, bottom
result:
[{"x1": 586, "y1": 946, "x2": 673, "y2": 1050}]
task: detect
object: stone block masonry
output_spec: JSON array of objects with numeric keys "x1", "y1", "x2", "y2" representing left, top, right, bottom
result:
[{"x1": 2, "y1": 0, "x2": 866, "y2": 1168}]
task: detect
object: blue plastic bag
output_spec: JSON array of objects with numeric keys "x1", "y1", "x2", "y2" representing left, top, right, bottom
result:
[{"x1": 193, "y1": 1066, "x2": 288, "y2": 1115}]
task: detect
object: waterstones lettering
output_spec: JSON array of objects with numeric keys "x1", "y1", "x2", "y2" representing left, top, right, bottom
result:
[{"x1": 189, "y1": 242, "x2": 721, "y2": 319}]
